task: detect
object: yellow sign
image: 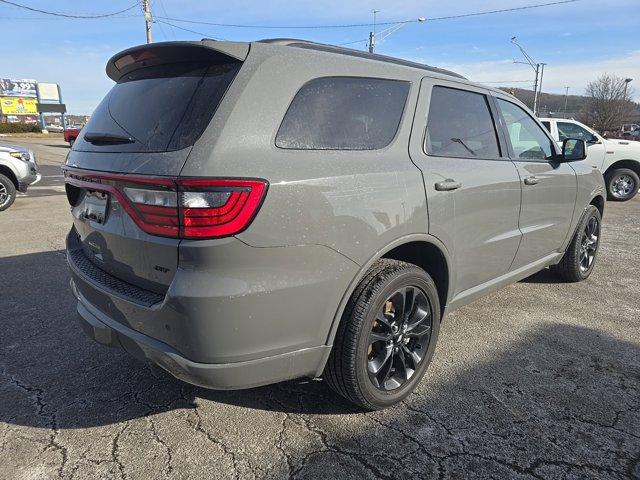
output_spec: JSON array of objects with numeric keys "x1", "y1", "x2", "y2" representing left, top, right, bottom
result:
[{"x1": 1, "y1": 97, "x2": 38, "y2": 115}]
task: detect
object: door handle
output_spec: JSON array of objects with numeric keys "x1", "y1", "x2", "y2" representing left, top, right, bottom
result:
[
  {"x1": 434, "y1": 179, "x2": 462, "y2": 191},
  {"x1": 524, "y1": 176, "x2": 539, "y2": 186}
]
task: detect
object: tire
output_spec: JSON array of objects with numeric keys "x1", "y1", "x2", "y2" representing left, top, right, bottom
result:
[
  {"x1": 551, "y1": 205, "x2": 601, "y2": 282},
  {"x1": 605, "y1": 168, "x2": 639, "y2": 201},
  {"x1": 69, "y1": 138, "x2": 75, "y2": 147},
  {"x1": 0, "y1": 173, "x2": 16, "y2": 211},
  {"x1": 323, "y1": 259, "x2": 441, "y2": 410}
]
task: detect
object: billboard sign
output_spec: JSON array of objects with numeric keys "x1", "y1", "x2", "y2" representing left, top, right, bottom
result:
[
  {"x1": 37, "y1": 82, "x2": 60, "y2": 102},
  {"x1": 1, "y1": 97, "x2": 38, "y2": 115},
  {"x1": 0, "y1": 78, "x2": 37, "y2": 98}
]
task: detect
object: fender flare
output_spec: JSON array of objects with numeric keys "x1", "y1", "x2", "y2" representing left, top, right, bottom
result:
[
  {"x1": 0, "y1": 159, "x2": 20, "y2": 187},
  {"x1": 315, "y1": 233, "x2": 452, "y2": 376}
]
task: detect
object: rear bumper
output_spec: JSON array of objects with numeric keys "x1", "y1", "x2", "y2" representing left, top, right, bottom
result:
[
  {"x1": 66, "y1": 227, "x2": 358, "y2": 389},
  {"x1": 73, "y1": 280, "x2": 330, "y2": 389}
]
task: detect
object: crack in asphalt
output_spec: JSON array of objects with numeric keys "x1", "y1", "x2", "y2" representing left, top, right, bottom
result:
[
  {"x1": 111, "y1": 423, "x2": 129, "y2": 480},
  {"x1": 1, "y1": 368, "x2": 69, "y2": 477}
]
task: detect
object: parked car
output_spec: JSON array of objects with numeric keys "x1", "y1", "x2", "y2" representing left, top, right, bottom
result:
[
  {"x1": 621, "y1": 123, "x2": 640, "y2": 138},
  {"x1": 64, "y1": 40, "x2": 605, "y2": 410},
  {"x1": 45, "y1": 124, "x2": 64, "y2": 133},
  {"x1": 540, "y1": 118, "x2": 640, "y2": 201},
  {"x1": 64, "y1": 127, "x2": 81, "y2": 147},
  {"x1": 0, "y1": 143, "x2": 40, "y2": 210}
]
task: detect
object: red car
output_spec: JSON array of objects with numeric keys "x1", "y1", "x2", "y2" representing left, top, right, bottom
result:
[{"x1": 64, "y1": 127, "x2": 81, "y2": 147}]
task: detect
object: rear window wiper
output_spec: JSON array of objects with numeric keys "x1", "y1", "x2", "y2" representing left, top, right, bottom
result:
[{"x1": 84, "y1": 132, "x2": 134, "y2": 145}]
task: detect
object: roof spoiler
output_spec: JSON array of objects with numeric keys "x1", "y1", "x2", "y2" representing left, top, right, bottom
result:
[{"x1": 106, "y1": 41, "x2": 250, "y2": 81}]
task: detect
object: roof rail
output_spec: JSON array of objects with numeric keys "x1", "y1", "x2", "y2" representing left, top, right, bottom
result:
[{"x1": 257, "y1": 38, "x2": 466, "y2": 79}]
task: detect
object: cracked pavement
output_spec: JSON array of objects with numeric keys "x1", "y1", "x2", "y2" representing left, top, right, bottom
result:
[{"x1": 1, "y1": 137, "x2": 639, "y2": 479}]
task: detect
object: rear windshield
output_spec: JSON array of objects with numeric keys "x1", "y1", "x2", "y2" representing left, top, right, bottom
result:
[
  {"x1": 276, "y1": 77, "x2": 410, "y2": 150},
  {"x1": 74, "y1": 61, "x2": 240, "y2": 153}
]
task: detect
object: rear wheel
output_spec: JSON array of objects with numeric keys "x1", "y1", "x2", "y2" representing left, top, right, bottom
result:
[
  {"x1": 69, "y1": 138, "x2": 75, "y2": 147},
  {"x1": 605, "y1": 168, "x2": 639, "y2": 201},
  {"x1": 0, "y1": 173, "x2": 16, "y2": 211},
  {"x1": 323, "y1": 259, "x2": 440, "y2": 410},
  {"x1": 551, "y1": 205, "x2": 601, "y2": 282}
]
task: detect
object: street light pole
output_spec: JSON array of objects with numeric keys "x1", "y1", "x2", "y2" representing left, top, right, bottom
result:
[
  {"x1": 368, "y1": 14, "x2": 426, "y2": 54},
  {"x1": 563, "y1": 86, "x2": 570, "y2": 117},
  {"x1": 624, "y1": 78, "x2": 633, "y2": 100},
  {"x1": 511, "y1": 37, "x2": 545, "y2": 116},
  {"x1": 142, "y1": 0, "x2": 153, "y2": 44}
]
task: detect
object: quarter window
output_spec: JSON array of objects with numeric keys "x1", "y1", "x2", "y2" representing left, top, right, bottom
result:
[
  {"x1": 557, "y1": 122, "x2": 594, "y2": 142},
  {"x1": 496, "y1": 99, "x2": 554, "y2": 161},
  {"x1": 276, "y1": 77, "x2": 409, "y2": 150},
  {"x1": 425, "y1": 86, "x2": 500, "y2": 159}
]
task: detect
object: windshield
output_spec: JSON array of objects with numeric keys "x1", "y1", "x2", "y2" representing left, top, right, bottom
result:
[{"x1": 74, "y1": 61, "x2": 240, "y2": 153}]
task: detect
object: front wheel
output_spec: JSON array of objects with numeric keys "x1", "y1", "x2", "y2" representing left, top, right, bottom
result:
[
  {"x1": 551, "y1": 205, "x2": 602, "y2": 282},
  {"x1": 323, "y1": 259, "x2": 441, "y2": 410},
  {"x1": 0, "y1": 173, "x2": 16, "y2": 211},
  {"x1": 605, "y1": 168, "x2": 639, "y2": 201}
]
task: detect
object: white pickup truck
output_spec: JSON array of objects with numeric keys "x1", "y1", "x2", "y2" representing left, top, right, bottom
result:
[{"x1": 540, "y1": 118, "x2": 640, "y2": 201}]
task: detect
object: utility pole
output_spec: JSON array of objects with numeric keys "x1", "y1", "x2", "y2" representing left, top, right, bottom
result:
[
  {"x1": 563, "y1": 86, "x2": 570, "y2": 117},
  {"x1": 368, "y1": 9, "x2": 380, "y2": 53},
  {"x1": 532, "y1": 63, "x2": 540, "y2": 116},
  {"x1": 536, "y1": 63, "x2": 546, "y2": 116},
  {"x1": 142, "y1": 0, "x2": 153, "y2": 44}
]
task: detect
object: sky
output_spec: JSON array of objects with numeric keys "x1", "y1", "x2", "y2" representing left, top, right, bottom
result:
[{"x1": 1, "y1": 0, "x2": 638, "y2": 114}]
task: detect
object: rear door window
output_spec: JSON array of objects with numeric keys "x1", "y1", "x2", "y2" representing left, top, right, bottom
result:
[
  {"x1": 557, "y1": 122, "x2": 593, "y2": 142},
  {"x1": 75, "y1": 61, "x2": 240, "y2": 153},
  {"x1": 276, "y1": 77, "x2": 409, "y2": 150},
  {"x1": 425, "y1": 86, "x2": 501, "y2": 159}
]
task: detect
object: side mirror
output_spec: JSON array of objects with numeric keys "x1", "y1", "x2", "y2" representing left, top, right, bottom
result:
[
  {"x1": 562, "y1": 138, "x2": 587, "y2": 161},
  {"x1": 587, "y1": 134, "x2": 599, "y2": 144}
]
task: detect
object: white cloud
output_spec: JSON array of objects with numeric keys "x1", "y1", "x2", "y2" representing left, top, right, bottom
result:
[{"x1": 428, "y1": 51, "x2": 640, "y2": 100}]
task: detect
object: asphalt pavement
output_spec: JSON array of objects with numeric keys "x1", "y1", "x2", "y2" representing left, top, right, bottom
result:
[{"x1": 1, "y1": 136, "x2": 639, "y2": 479}]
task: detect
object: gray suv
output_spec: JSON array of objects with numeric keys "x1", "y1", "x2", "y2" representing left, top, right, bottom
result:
[{"x1": 64, "y1": 40, "x2": 605, "y2": 410}]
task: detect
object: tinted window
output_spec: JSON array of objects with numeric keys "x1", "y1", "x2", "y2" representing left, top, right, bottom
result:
[
  {"x1": 76, "y1": 61, "x2": 240, "y2": 153},
  {"x1": 557, "y1": 122, "x2": 594, "y2": 142},
  {"x1": 276, "y1": 77, "x2": 409, "y2": 150},
  {"x1": 496, "y1": 99, "x2": 554, "y2": 161},
  {"x1": 541, "y1": 121, "x2": 551, "y2": 132},
  {"x1": 425, "y1": 86, "x2": 500, "y2": 159}
]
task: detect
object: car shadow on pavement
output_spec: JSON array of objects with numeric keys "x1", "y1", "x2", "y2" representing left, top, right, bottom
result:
[
  {"x1": 520, "y1": 267, "x2": 565, "y2": 284},
  {"x1": 1, "y1": 250, "x2": 639, "y2": 478}
]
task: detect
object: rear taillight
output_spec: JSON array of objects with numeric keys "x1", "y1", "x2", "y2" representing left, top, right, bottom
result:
[
  {"x1": 124, "y1": 186, "x2": 180, "y2": 237},
  {"x1": 64, "y1": 170, "x2": 268, "y2": 240},
  {"x1": 178, "y1": 179, "x2": 267, "y2": 239}
]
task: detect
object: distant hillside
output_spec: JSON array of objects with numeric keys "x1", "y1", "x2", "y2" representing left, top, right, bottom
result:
[{"x1": 499, "y1": 87, "x2": 640, "y2": 124}]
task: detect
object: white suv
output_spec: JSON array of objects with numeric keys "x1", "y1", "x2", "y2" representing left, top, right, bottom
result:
[
  {"x1": 540, "y1": 118, "x2": 640, "y2": 201},
  {"x1": 0, "y1": 143, "x2": 40, "y2": 210}
]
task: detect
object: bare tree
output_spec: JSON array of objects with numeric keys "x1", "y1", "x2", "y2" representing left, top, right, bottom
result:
[{"x1": 580, "y1": 73, "x2": 635, "y2": 132}]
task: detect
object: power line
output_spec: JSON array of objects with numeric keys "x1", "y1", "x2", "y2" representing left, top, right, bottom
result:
[
  {"x1": 154, "y1": 0, "x2": 580, "y2": 30},
  {"x1": 0, "y1": 14, "x2": 139, "y2": 20},
  {"x1": 0, "y1": 0, "x2": 141, "y2": 18},
  {"x1": 427, "y1": 0, "x2": 578, "y2": 21},
  {"x1": 338, "y1": 38, "x2": 369, "y2": 46},
  {"x1": 155, "y1": 19, "x2": 225, "y2": 40}
]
